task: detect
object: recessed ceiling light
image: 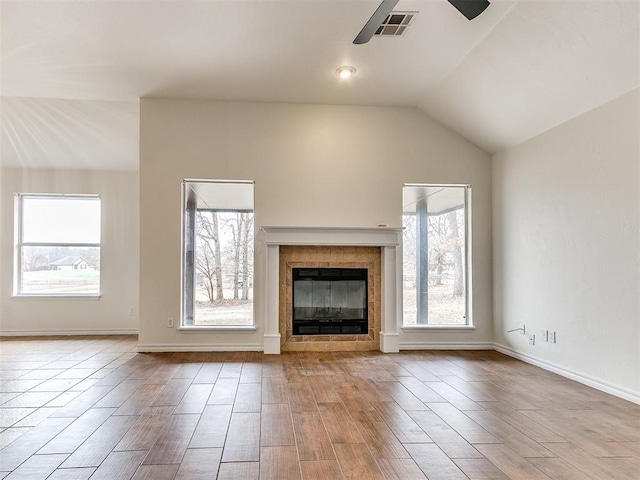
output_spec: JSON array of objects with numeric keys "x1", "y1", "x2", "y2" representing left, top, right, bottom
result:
[{"x1": 336, "y1": 66, "x2": 356, "y2": 79}]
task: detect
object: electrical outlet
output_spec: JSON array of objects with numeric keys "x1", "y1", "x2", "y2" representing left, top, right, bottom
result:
[
  {"x1": 167, "y1": 317, "x2": 174, "y2": 328},
  {"x1": 542, "y1": 329, "x2": 549, "y2": 342},
  {"x1": 548, "y1": 331, "x2": 556, "y2": 343},
  {"x1": 129, "y1": 308, "x2": 135, "y2": 317},
  {"x1": 528, "y1": 334, "x2": 535, "y2": 345}
]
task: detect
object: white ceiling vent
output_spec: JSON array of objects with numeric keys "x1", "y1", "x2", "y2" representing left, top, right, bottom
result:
[{"x1": 374, "y1": 12, "x2": 416, "y2": 37}]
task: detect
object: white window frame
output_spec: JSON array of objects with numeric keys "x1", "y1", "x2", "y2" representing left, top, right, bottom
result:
[
  {"x1": 401, "y1": 183, "x2": 473, "y2": 330},
  {"x1": 14, "y1": 193, "x2": 101, "y2": 297},
  {"x1": 180, "y1": 179, "x2": 256, "y2": 331}
]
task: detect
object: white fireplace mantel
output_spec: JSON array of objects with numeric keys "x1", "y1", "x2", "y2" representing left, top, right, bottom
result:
[
  {"x1": 261, "y1": 226, "x2": 402, "y2": 354},
  {"x1": 262, "y1": 226, "x2": 402, "y2": 247}
]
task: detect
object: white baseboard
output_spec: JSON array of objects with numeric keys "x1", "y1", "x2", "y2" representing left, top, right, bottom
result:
[
  {"x1": 494, "y1": 343, "x2": 640, "y2": 405},
  {"x1": 137, "y1": 343, "x2": 263, "y2": 352},
  {"x1": 400, "y1": 342, "x2": 494, "y2": 350},
  {"x1": 0, "y1": 328, "x2": 138, "y2": 337}
]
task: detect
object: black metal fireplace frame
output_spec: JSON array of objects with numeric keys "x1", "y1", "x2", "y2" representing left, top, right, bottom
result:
[{"x1": 292, "y1": 267, "x2": 368, "y2": 335}]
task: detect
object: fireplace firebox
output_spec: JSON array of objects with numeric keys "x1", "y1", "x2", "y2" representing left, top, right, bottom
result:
[{"x1": 292, "y1": 267, "x2": 368, "y2": 335}]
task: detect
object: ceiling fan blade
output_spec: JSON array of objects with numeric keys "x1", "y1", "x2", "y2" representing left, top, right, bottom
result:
[
  {"x1": 353, "y1": 0, "x2": 399, "y2": 45},
  {"x1": 447, "y1": 0, "x2": 490, "y2": 20}
]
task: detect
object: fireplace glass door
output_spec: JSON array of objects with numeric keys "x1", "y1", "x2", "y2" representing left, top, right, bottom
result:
[{"x1": 292, "y1": 268, "x2": 368, "y2": 335}]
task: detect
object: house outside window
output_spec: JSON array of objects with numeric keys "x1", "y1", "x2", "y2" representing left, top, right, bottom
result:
[
  {"x1": 14, "y1": 194, "x2": 101, "y2": 296},
  {"x1": 402, "y1": 184, "x2": 471, "y2": 326},
  {"x1": 182, "y1": 180, "x2": 255, "y2": 328}
]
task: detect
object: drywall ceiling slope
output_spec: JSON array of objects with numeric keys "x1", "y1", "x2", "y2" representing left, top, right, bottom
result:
[
  {"x1": 1, "y1": 1, "x2": 638, "y2": 167},
  {"x1": 418, "y1": 0, "x2": 640, "y2": 153},
  {"x1": 0, "y1": 0, "x2": 511, "y2": 170},
  {"x1": 0, "y1": 98, "x2": 139, "y2": 170},
  {"x1": 0, "y1": 1, "x2": 511, "y2": 106}
]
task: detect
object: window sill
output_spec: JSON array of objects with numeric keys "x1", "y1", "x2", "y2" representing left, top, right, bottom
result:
[
  {"x1": 177, "y1": 325, "x2": 257, "y2": 333},
  {"x1": 402, "y1": 325, "x2": 475, "y2": 332},
  {"x1": 11, "y1": 294, "x2": 102, "y2": 300}
]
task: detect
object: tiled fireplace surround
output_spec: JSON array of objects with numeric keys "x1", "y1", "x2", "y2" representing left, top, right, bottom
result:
[{"x1": 262, "y1": 227, "x2": 402, "y2": 354}]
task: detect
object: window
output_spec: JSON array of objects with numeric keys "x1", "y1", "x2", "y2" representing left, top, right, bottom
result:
[
  {"x1": 182, "y1": 180, "x2": 254, "y2": 327},
  {"x1": 402, "y1": 185, "x2": 471, "y2": 326},
  {"x1": 15, "y1": 194, "x2": 101, "y2": 296}
]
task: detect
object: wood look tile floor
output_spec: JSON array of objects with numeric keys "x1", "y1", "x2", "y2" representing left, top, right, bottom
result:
[{"x1": 0, "y1": 336, "x2": 638, "y2": 479}]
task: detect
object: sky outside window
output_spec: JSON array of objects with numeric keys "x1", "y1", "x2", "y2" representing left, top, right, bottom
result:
[{"x1": 22, "y1": 197, "x2": 100, "y2": 244}]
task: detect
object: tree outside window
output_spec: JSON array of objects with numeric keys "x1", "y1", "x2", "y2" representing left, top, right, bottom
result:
[
  {"x1": 402, "y1": 185, "x2": 471, "y2": 326},
  {"x1": 182, "y1": 180, "x2": 254, "y2": 327}
]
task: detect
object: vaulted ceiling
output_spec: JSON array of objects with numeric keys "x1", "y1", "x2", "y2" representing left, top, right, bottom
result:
[{"x1": 1, "y1": 0, "x2": 638, "y2": 169}]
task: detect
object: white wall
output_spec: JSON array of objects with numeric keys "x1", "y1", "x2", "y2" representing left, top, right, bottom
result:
[
  {"x1": 493, "y1": 89, "x2": 640, "y2": 401},
  {"x1": 139, "y1": 99, "x2": 492, "y2": 349},
  {"x1": 0, "y1": 168, "x2": 139, "y2": 334}
]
